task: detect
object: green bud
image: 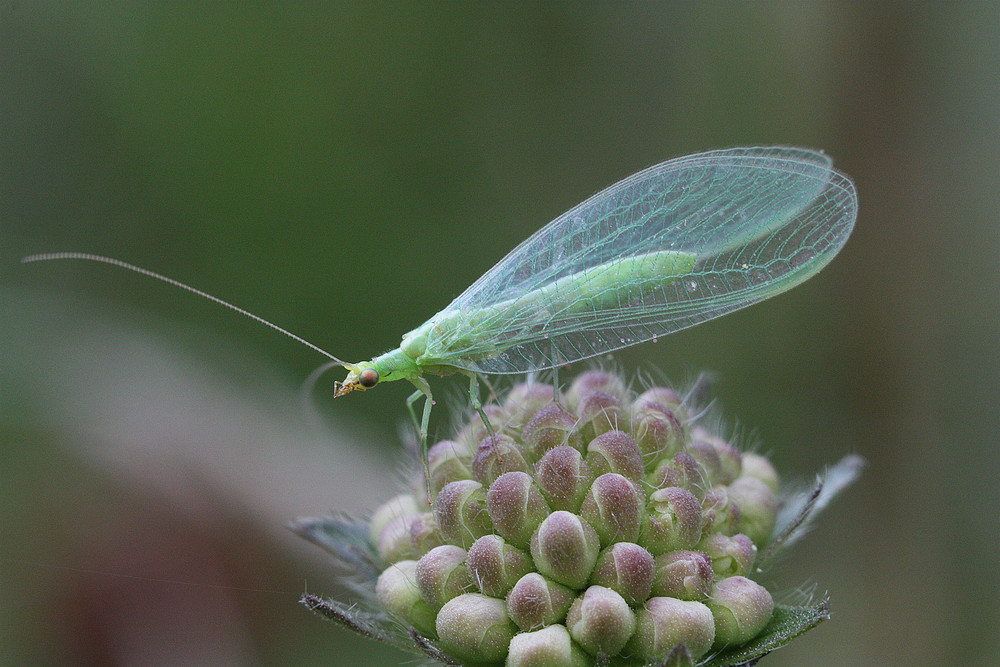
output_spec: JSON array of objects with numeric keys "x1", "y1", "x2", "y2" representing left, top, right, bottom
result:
[
  {"x1": 427, "y1": 440, "x2": 474, "y2": 497},
  {"x1": 586, "y1": 430, "x2": 644, "y2": 481},
  {"x1": 409, "y1": 511, "x2": 444, "y2": 556},
  {"x1": 691, "y1": 428, "x2": 741, "y2": 484},
  {"x1": 635, "y1": 386, "x2": 685, "y2": 416},
  {"x1": 707, "y1": 576, "x2": 774, "y2": 648},
  {"x1": 506, "y1": 624, "x2": 591, "y2": 667},
  {"x1": 566, "y1": 370, "x2": 627, "y2": 410},
  {"x1": 625, "y1": 596, "x2": 715, "y2": 661},
  {"x1": 534, "y1": 446, "x2": 595, "y2": 512},
  {"x1": 523, "y1": 404, "x2": 582, "y2": 460},
  {"x1": 473, "y1": 434, "x2": 531, "y2": 486},
  {"x1": 646, "y1": 451, "x2": 701, "y2": 493},
  {"x1": 435, "y1": 480, "x2": 494, "y2": 549},
  {"x1": 375, "y1": 560, "x2": 437, "y2": 636},
  {"x1": 579, "y1": 473, "x2": 645, "y2": 546},
  {"x1": 565, "y1": 585, "x2": 637, "y2": 657},
  {"x1": 486, "y1": 471, "x2": 552, "y2": 550},
  {"x1": 577, "y1": 391, "x2": 629, "y2": 441},
  {"x1": 376, "y1": 513, "x2": 418, "y2": 565},
  {"x1": 589, "y1": 542, "x2": 654, "y2": 606},
  {"x1": 369, "y1": 493, "x2": 421, "y2": 544},
  {"x1": 504, "y1": 382, "x2": 560, "y2": 430},
  {"x1": 651, "y1": 549, "x2": 714, "y2": 600},
  {"x1": 698, "y1": 532, "x2": 756, "y2": 578},
  {"x1": 506, "y1": 573, "x2": 575, "y2": 631},
  {"x1": 415, "y1": 544, "x2": 473, "y2": 610},
  {"x1": 728, "y1": 476, "x2": 778, "y2": 546},
  {"x1": 630, "y1": 401, "x2": 686, "y2": 471},
  {"x1": 467, "y1": 534, "x2": 534, "y2": 598},
  {"x1": 640, "y1": 487, "x2": 702, "y2": 556},
  {"x1": 531, "y1": 511, "x2": 601, "y2": 589},
  {"x1": 436, "y1": 593, "x2": 518, "y2": 663},
  {"x1": 740, "y1": 451, "x2": 780, "y2": 492},
  {"x1": 701, "y1": 486, "x2": 741, "y2": 535}
]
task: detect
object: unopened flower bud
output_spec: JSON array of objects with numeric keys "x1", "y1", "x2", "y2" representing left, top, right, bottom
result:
[
  {"x1": 630, "y1": 402, "x2": 686, "y2": 470},
  {"x1": 579, "y1": 473, "x2": 645, "y2": 546},
  {"x1": 589, "y1": 542, "x2": 654, "y2": 605},
  {"x1": 535, "y1": 446, "x2": 595, "y2": 512},
  {"x1": 473, "y1": 434, "x2": 531, "y2": 486},
  {"x1": 505, "y1": 382, "x2": 560, "y2": 430},
  {"x1": 565, "y1": 585, "x2": 637, "y2": 656},
  {"x1": 586, "y1": 430, "x2": 643, "y2": 481},
  {"x1": 567, "y1": 370, "x2": 627, "y2": 410},
  {"x1": 635, "y1": 386, "x2": 685, "y2": 416},
  {"x1": 698, "y1": 532, "x2": 756, "y2": 578},
  {"x1": 409, "y1": 511, "x2": 444, "y2": 556},
  {"x1": 707, "y1": 576, "x2": 774, "y2": 647},
  {"x1": 375, "y1": 560, "x2": 437, "y2": 636},
  {"x1": 740, "y1": 451, "x2": 780, "y2": 492},
  {"x1": 728, "y1": 476, "x2": 778, "y2": 545},
  {"x1": 641, "y1": 487, "x2": 702, "y2": 555},
  {"x1": 427, "y1": 440, "x2": 474, "y2": 496},
  {"x1": 651, "y1": 549, "x2": 713, "y2": 600},
  {"x1": 377, "y1": 513, "x2": 418, "y2": 565},
  {"x1": 701, "y1": 486, "x2": 741, "y2": 535},
  {"x1": 435, "y1": 480, "x2": 494, "y2": 549},
  {"x1": 625, "y1": 596, "x2": 715, "y2": 661},
  {"x1": 506, "y1": 572, "x2": 575, "y2": 631},
  {"x1": 436, "y1": 593, "x2": 518, "y2": 663},
  {"x1": 577, "y1": 391, "x2": 629, "y2": 441},
  {"x1": 415, "y1": 545, "x2": 473, "y2": 610},
  {"x1": 646, "y1": 451, "x2": 701, "y2": 492},
  {"x1": 369, "y1": 493, "x2": 421, "y2": 544},
  {"x1": 523, "y1": 404, "x2": 582, "y2": 460},
  {"x1": 688, "y1": 435, "x2": 725, "y2": 485},
  {"x1": 487, "y1": 471, "x2": 551, "y2": 550},
  {"x1": 506, "y1": 624, "x2": 591, "y2": 667},
  {"x1": 467, "y1": 534, "x2": 533, "y2": 598},
  {"x1": 531, "y1": 511, "x2": 601, "y2": 589}
]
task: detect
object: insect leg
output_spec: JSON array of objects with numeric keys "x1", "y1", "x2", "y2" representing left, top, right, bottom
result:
[
  {"x1": 407, "y1": 377, "x2": 435, "y2": 505},
  {"x1": 461, "y1": 370, "x2": 495, "y2": 441}
]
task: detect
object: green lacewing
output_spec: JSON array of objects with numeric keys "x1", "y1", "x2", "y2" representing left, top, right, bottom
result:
[{"x1": 24, "y1": 146, "x2": 857, "y2": 442}]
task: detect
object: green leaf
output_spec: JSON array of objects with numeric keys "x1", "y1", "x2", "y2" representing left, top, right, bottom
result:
[{"x1": 698, "y1": 600, "x2": 830, "y2": 666}]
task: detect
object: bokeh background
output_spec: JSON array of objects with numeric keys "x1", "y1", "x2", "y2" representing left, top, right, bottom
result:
[{"x1": 3, "y1": 2, "x2": 998, "y2": 665}]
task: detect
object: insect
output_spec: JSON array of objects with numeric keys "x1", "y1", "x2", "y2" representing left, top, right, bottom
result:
[{"x1": 24, "y1": 146, "x2": 857, "y2": 448}]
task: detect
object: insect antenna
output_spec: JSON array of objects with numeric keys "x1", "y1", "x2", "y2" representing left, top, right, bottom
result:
[{"x1": 21, "y1": 252, "x2": 349, "y2": 365}]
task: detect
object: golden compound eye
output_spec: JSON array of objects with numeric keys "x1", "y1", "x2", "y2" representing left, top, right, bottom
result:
[{"x1": 358, "y1": 368, "x2": 379, "y2": 388}]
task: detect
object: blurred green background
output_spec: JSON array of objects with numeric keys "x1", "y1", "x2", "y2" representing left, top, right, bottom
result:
[{"x1": 3, "y1": 2, "x2": 998, "y2": 665}]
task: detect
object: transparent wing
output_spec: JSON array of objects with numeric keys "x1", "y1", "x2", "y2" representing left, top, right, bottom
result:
[{"x1": 421, "y1": 147, "x2": 857, "y2": 374}]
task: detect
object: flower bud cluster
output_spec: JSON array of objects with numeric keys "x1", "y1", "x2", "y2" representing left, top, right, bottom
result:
[{"x1": 373, "y1": 371, "x2": 779, "y2": 665}]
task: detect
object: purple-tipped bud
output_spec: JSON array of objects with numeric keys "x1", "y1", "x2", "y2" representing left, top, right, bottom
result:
[
  {"x1": 728, "y1": 476, "x2": 778, "y2": 545},
  {"x1": 646, "y1": 451, "x2": 701, "y2": 493},
  {"x1": 651, "y1": 550, "x2": 714, "y2": 600},
  {"x1": 486, "y1": 471, "x2": 551, "y2": 550},
  {"x1": 635, "y1": 386, "x2": 684, "y2": 414},
  {"x1": 707, "y1": 576, "x2": 774, "y2": 647},
  {"x1": 375, "y1": 560, "x2": 438, "y2": 637},
  {"x1": 630, "y1": 403, "x2": 686, "y2": 470},
  {"x1": 506, "y1": 382, "x2": 561, "y2": 430},
  {"x1": 472, "y1": 434, "x2": 530, "y2": 486},
  {"x1": 435, "y1": 480, "x2": 494, "y2": 549},
  {"x1": 506, "y1": 573, "x2": 576, "y2": 631},
  {"x1": 376, "y1": 513, "x2": 419, "y2": 565},
  {"x1": 415, "y1": 544, "x2": 473, "y2": 610},
  {"x1": 567, "y1": 370, "x2": 627, "y2": 409},
  {"x1": 456, "y1": 403, "x2": 507, "y2": 450},
  {"x1": 625, "y1": 596, "x2": 715, "y2": 661},
  {"x1": 701, "y1": 486, "x2": 742, "y2": 535},
  {"x1": 565, "y1": 585, "x2": 637, "y2": 656},
  {"x1": 369, "y1": 493, "x2": 421, "y2": 544},
  {"x1": 535, "y1": 446, "x2": 595, "y2": 512},
  {"x1": 523, "y1": 404, "x2": 583, "y2": 460},
  {"x1": 688, "y1": 435, "x2": 725, "y2": 485},
  {"x1": 589, "y1": 542, "x2": 654, "y2": 605},
  {"x1": 586, "y1": 430, "x2": 644, "y2": 481},
  {"x1": 641, "y1": 487, "x2": 702, "y2": 556},
  {"x1": 427, "y1": 440, "x2": 474, "y2": 496},
  {"x1": 506, "y1": 624, "x2": 591, "y2": 667},
  {"x1": 531, "y1": 511, "x2": 601, "y2": 589},
  {"x1": 577, "y1": 391, "x2": 629, "y2": 441},
  {"x1": 698, "y1": 532, "x2": 757, "y2": 578},
  {"x1": 436, "y1": 593, "x2": 518, "y2": 663},
  {"x1": 579, "y1": 473, "x2": 645, "y2": 546},
  {"x1": 740, "y1": 452, "x2": 780, "y2": 492},
  {"x1": 466, "y1": 534, "x2": 533, "y2": 598},
  {"x1": 409, "y1": 511, "x2": 444, "y2": 556}
]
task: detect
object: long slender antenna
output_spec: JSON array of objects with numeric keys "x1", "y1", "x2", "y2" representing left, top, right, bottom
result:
[{"x1": 22, "y1": 252, "x2": 348, "y2": 365}]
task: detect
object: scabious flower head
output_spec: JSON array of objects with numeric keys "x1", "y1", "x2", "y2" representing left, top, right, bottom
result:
[{"x1": 296, "y1": 370, "x2": 863, "y2": 666}]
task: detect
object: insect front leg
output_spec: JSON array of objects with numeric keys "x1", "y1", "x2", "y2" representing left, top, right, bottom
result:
[
  {"x1": 460, "y1": 370, "x2": 496, "y2": 442},
  {"x1": 407, "y1": 376, "x2": 435, "y2": 505}
]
